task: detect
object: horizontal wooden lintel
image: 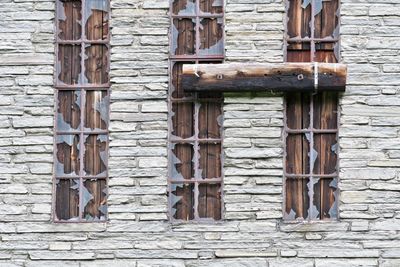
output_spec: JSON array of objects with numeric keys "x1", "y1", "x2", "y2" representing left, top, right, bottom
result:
[{"x1": 180, "y1": 63, "x2": 347, "y2": 93}]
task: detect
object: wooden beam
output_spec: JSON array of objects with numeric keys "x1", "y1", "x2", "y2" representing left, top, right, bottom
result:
[{"x1": 180, "y1": 63, "x2": 347, "y2": 93}]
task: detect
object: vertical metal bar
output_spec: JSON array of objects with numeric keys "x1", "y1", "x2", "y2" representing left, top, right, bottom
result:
[
  {"x1": 309, "y1": 0, "x2": 316, "y2": 221},
  {"x1": 222, "y1": 0, "x2": 226, "y2": 59},
  {"x1": 335, "y1": 0, "x2": 341, "y2": 221},
  {"x1": 78, "y1": 0, "x2": 86, "y2": 221},
  {"x1": 337, "y1": 0, "x2": 341, "y2": 62},
  {"x1": 283, "y1": 0, "x2": 295, "y2": 220},
  {"x1": 195, "y1": 0, "x2": 200, "y2": 56},
  {"x1": 193, "y1": 99, "x2": 200, "y2": 220},
  {"x1": 105, "y1": 91, "x2": 110, "y2": 220},
  {"x1": 193, "y1": 57, "x2": 200, "y2": 219},
  {"x1": 194, "y1": 182, "x2": 200, "y2": 219},
  {"x1": 283, "y1": 0, "x2": 289, "y2": 219},
  {"x1": 52, "y1": 0, "x2": 59, "y2": 221},
  {"x1": 335, "y1": 95, "x2": 340, "y2": 220},
  {"x1": 311, "y1": 0, "x2": 315, "y2": 62},
  {"x1": 54, "y1": 0, "x2": 60, "y2": 86},
  {"x1": 308, "y1": 94, "x2": 314, "y2": 221},
  {"x1": 193, "y1": 0, "x2": 200, "y2": 220},
  {"x1": 168, "y1": 0, "x2": 176, "y2": 220},
  {"x1": 80, "y1": 0, "x2": 86, "y2": 86},
  {"x1": 104, "y1": 0, "x2": 110, "y2": 222},
  {"x1": 282, "y1": 97, "x2": 288, "y2": 219},
  {"x1": 106, "y1": 0, "x2": 111, "y2": 221},
  {"x1": 167, "y1": 59, "x2": 173, "y2": 220}
]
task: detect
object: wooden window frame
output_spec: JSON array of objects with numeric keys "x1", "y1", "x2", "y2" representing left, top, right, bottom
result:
[
  {"x1": 283, "y1": 0, "x2": 340, "y2": 222},
  {"x1": 168, "y1": 0, "x2": 225, "y2": 222},
  {"x1": 53, "y1": 0, "x2": 110, "y2": 223}
]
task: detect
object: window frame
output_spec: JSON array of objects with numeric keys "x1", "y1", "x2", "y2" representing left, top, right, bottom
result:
[
  {"x1": 283, "y1": 0, "x2": 341, "y2": 222},
  {"x1": 168, "y1": 0, "x2": 225, "y2": 223},
  {"x1": 52, "y1": 0, "x2": 110, "y2": 223}
]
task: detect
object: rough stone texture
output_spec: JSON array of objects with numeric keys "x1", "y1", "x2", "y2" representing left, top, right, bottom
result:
[{"x1": 0, "y1": 0, "x2": 399, "y2": 266}]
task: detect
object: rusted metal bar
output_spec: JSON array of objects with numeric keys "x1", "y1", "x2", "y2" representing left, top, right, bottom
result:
[{"x1": 180, "y1": 63, "x2": 347, "y2": 93}]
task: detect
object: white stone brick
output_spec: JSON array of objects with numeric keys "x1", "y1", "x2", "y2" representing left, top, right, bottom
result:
[{"x1": 48, "y1": 242, "x2": 72, "y2": 251}]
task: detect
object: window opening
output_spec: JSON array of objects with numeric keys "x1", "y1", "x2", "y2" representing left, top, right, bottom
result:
[
  {"x1": 53, "y1": 0, "x2": 110, "y2": 222},
  {"x1": 168, "y1": 0, "x2": 225, "y2": 221},
  {"x1": 284, "y1": 0, "x2": 340, "y2": 221}
]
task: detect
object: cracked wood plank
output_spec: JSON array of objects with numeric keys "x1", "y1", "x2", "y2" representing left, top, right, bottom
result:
[{"x1": 180, "y1": 63, "x2": 347, "y2": 93}]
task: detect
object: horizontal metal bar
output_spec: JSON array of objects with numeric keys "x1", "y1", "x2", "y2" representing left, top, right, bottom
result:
[{"x1": 168, "y1": 178, "x2": 223, "y2": 183}]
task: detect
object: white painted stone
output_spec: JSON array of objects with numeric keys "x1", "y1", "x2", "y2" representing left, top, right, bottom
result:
[{"x1": 48, "y1": 242, "x2": 72, "y2": 251}]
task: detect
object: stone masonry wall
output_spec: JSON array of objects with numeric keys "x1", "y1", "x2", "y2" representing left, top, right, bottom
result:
[{"x1": 0, "y1": 0, "x2": 399, "y2": 266}]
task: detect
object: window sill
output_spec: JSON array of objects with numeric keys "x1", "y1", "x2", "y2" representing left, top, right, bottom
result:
[
  {"x1": 278, "y1": 219, "x2": 349, "y2": 232},
  {"x1": 170, "y1": 218, "x2": 226, "y2": 226}
]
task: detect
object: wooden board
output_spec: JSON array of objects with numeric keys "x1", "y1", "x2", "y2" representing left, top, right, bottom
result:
[{"x1": 180, "y1": 63, "x2": 347, "y2": 92}]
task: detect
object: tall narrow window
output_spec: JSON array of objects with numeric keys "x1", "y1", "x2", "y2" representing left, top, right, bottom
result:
[
  {"x1": 284, "y1": 0, "x2": 339, "y2": 221},
  {"x1": 168, "y1": 0, "x2": 224, "y2": 221},
  {"x1": 53, "y1": 0, "x2": 110, "y2": 222}
]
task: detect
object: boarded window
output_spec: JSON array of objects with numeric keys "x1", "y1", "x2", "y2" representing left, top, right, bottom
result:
[
  {"x1": 169, "y1": 0, "x2": 224, "y2": 221},
  {"x1": 54, "y1": 0, "x2": 110, "y2": 222},
  {"x1": 284, "y1": 0, "x2": 339, "y2": 221}
]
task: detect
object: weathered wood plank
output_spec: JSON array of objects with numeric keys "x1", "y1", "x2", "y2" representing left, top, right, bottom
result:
[
  {"x1": 315, "y1": 0, "x2": 339, "y2": 39},
  {"x1": 181, "y1": 63, "x2": 347, "y2": 92},
  {"x1": 287, "y1": 0, "x2": 311, "y2": 38}
]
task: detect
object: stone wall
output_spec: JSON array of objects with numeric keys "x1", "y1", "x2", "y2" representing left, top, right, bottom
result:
[{"x1": 0, "y1": 0, "x2": 400, "y2": 266}]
